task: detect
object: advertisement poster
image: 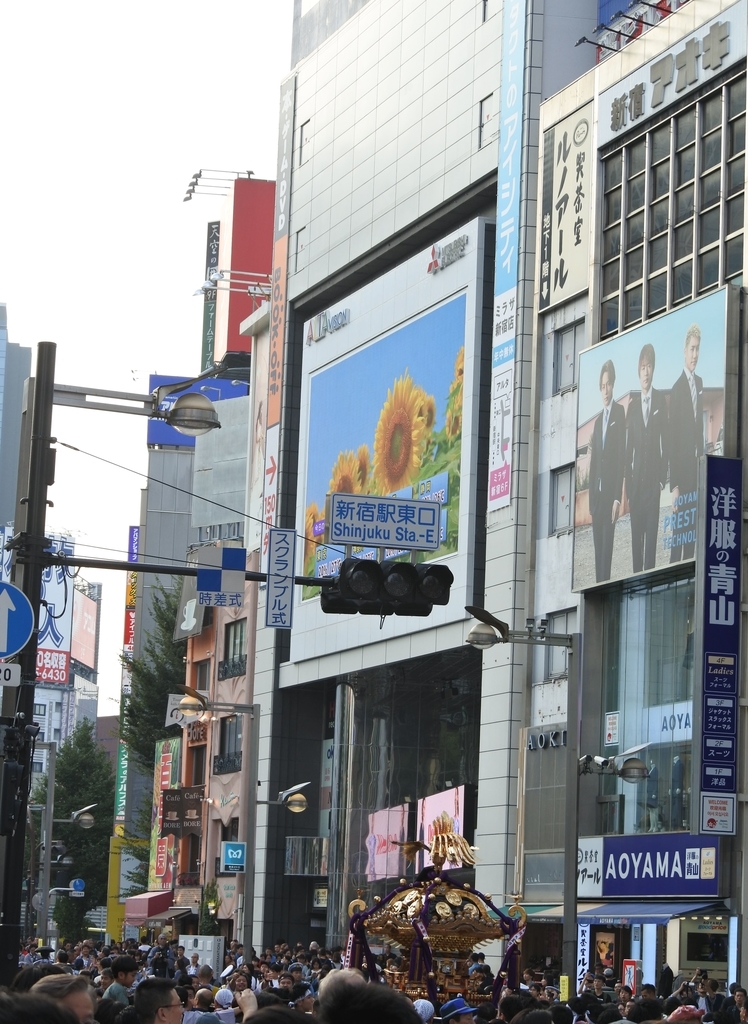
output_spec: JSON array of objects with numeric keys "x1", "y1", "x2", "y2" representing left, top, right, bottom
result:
[
  {"x1": 417, "y1": 785, "x2": 465, "y2": 872},
  {"x1": 36, "y1": 535, "x2": 75, "y2": 685},
  {"x1": 148, "y1": 737, "x2": 181, "y2": 891},
  {"x1": 365, "y1": 805, "x2": 408, "y2": 881},
  {"x1": 303, "y1": 295, "x2": 465, "y2": 596},
  {"x1": 595, "y1": 931, "x2": 615, "y2": 969},
  {"x1": 71, "y1": 589, "x2": 98, "y2": 669},
  {"x1": 573, "y1": 290, "x2": 727, "y2": 590}
]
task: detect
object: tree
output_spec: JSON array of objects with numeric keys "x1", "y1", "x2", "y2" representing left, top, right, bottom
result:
[
  {"x1": 31, "y1": 719, "x2": 115, "y2": 939},
  {"x1": 199, "y1": 879, "x2": 222, "y2": 935},
  {"x1": 119, "y1": 578, "x2": 187, "y2": 776}
]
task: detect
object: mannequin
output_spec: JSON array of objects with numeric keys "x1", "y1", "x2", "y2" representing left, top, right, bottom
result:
[{"x1": 646, "y1": 761, "x2": 659, "y2": 832}]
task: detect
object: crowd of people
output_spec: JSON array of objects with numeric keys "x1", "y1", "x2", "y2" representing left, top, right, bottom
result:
[{"x1": 4, "y1": 935, "x2": 744, "y2": 1024}]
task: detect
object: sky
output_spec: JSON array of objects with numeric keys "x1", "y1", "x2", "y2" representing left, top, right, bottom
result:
[{"x1": 0, "y1": 2, "x2": 294, "y2": 713}]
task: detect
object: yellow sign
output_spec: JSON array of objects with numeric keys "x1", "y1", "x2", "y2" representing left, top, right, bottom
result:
[{"x1": 559, "y1": 976, "x2": 569, "y2": 1002}]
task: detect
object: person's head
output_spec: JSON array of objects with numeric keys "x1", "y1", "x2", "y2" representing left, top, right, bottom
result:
[
  {"x1": 498, "y1": 995, "x2": 524, "y2": 1022},
  {"x1": 684, "y1": 324, "x2": 701, "y2": 372},
  {"x1": 134, "y1": 978, "x2": 182, "y2": 1024},
  {"x1": 11, "y1": 964, "x2": 65, "y2": 991},
  {"x1": 550, "y1": 1007, "x2": 573, "y2": 1024},
  {"x1": 215, "y1": 989, "x2": 236, "y2": 1011},
  {"x1": 290, "y1": 964, "x2": 304, "y2": 981},
  {"x1": 597, "y1": 1008, "x2": 622, "y2": 1024},
  {"x1": 414, "y1": 999, "x2": 436, "y2": 1023},
  {"x1": 620, "y1": 987, "x2": 632, "y2": 1002},
  {"x1": 197, "y1": 965, "x2": 214, "y2": 983},
  {"x1": 316, "y1": 981, "x2": 421, "y2": 1024},
  {"x1": 279, "y1": 971, "x2": 294, "y2": 991},
  {"x1": 317, "y1": 968, "x2": 367, "y2": 1001},
  {"x1": 177, "y1": 947, "x2": 185, "y2": 958},
  {"x1": 640, "y1": 986, "x2": 657, "y2": 1000},
  {"x1": 99, "y1": 968, "x2": 114, "y2": 989},
  {"x1": 32, "y1": 975, "x2": 96, "y2": 1024},
  {"x1": 111, "y1": 955, "x2": 138, "y2": 989},
  {"x1": 190, "y1": 954, "x2": 200, "y2": 965},
  {"x1": 156, "y1": 935, "x2": 170, "y2": 949},
  {"x1": 476, "y1": 1005, "x2": 498, "y2": 1022},
  {"x1": 440, "y1": 996, "x2": 479, "y2": 1024},
  {"x1": 0, "y1": 991, "x2": 80, "y2": 1024},
  {"x1": 292, "y1": 983, "x2": 315, "y2": 1012},
  {"x1": 638, "y1": 344, "x2": 655, "y2": 392},
  {"x1": 195, "y1": 989, "x2": 214, "y2": 1011},
  {"x1": 735, "y1": 990, "x2": 747, "y2": 1008},
  {"x1": 523, "y1": 970, "x2": 535, "y2": 984},
  {"x1": 57, "y1": 951, "x2": 70, "y2": 964},
  {"x1": 594, "y1": 977, "x2": 606, "y2": 994},
  {"x1": 231, "y1": 973, "x2": 248, "y2": 993},
  {"x1": 708, "y1": 980, "x2": 720, "y2": 995},
  {"x1": 600, "y1": 360, "x2": 616, "y2": 407},
  {"x1": 175, "y1": 986, "x2": 192, "y2": 1009}
]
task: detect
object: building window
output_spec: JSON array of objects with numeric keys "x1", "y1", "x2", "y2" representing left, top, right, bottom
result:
[
  {"x1": 546, "y1": 608, "x2": 577, "y2": 678},
  {"x1": 550, "y1": 464, "x2": 574, "y2": 534},
  {"x1": 601, "y1": 73, "x2": 745, "y2": 337},
  {"x1": 53, "y1": 729, "x2": 61, "y2": 742},
  {"x1": 192, "y1": 744, "x2": 206, "y2": 786},
  {"x1": 214, "y1": 716, "x2": 243, "y2": 775},
  {"x1": 36, "y1": 731, "x2": 45, "y2": 742},
  {"x1": 32, "y1": 761, "x2": 43, "y2": 773},
  {"x1": 187, "y1": 833, "x2": 200, "y2": 875},
  {"x1": 295, "y1": 227, "x2": 307, "y2": 272},
  {"x1": 298, "y1": 120, "x2": 311, "y2": 166},
  {"x1": 479, "y1": 94, "x2": 498, "y2": 149},
  {"x1": 219, "y1": 619, "x2": 247, "y2": 680},
  {"x1": 195, "y1": 660, "x2": 210, "y2": 691},
  {"x1": 33, "y1": 703, "x2": 46, "y2": 717},
  {"x1": 221, "y1": 817, "x2": 240, "y2": 843},
  {"x1": 553, "y1": 321, "x2": 584, "y2": 393}
]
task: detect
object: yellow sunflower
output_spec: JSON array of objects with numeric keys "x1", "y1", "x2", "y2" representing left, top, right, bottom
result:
[
  {"x1": 356, "y1": 444, "x2": 371, "y2": 492},
  {"x1": 453, "y1": 346, "x2": 465, "y2": 384},
  {"x1": 304, "y1": 502, "x2": 321, "y2": 565},
  {"x1": 446, "y1": 407, "x2": 462, "y2": 440},
  {"x1": 329, "y1": 450, "x2": 361, "y2": 495},
  {"x1": 373, "y1": 371, "x2": 426, "y2": 493}
]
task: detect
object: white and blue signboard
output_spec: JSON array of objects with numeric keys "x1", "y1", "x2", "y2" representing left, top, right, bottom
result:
[
  {"x1": 196, "y1": 547, "x2": 246, "y2": 608},
  {"x1": 69, "y1": 877, "x2": 86, "y2": 898},
  {"x1": 265, "y1": 528, "x2": 296, "y2": 630},
  {"x1": 601, "y1": 833, "x2": 719, "y2": 899},
  {"x1": 699, "y1": 456, "x2": 741, "y2": 835},
  {"x1": 0, "y1": 582, "x2": 35, "y2": 660},
  {"x1": 220, "y1": 841, "x2": 247, "y2": 873},
  {"x1": 328, "y1": 493, "x2": 440, "y2": 552}
]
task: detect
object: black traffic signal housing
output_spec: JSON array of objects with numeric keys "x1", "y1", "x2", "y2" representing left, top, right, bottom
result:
[
  {"x1": 0, "y1": 760, "x2": 23, "y2": 836},
  {"x1": 320, "y1": 557, "x2": 453, "y2": 617}
]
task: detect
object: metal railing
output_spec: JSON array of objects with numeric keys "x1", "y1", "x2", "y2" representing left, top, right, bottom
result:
[
  {"x1": 217, "y1": 655, "x2": 247, "y2": 680},
  {"x1": 213, "y1": 750, "x2": 242, "y2": 775}
]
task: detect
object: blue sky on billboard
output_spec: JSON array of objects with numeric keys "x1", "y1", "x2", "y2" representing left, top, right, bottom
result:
[{"x1": 147, "y1": 374, "x2": 248, "y2": 447}]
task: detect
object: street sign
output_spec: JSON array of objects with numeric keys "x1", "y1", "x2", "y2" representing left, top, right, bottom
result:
[
  {"x1": 70, "y1": 878, "x2": 85, "y2": 898},
  {"x1": 328, "y1": 493, "x2": 441, "y2": 551},
  {"x1": 265, "y1": 529, "x2": 296, "y2": 630},
  {"x1": 165, "y1": 693, "x2": 201, "y2": 728},
  {"x1": 0, "y1": 664, "x2": 22, "y2": 687},
  {"x1": 196, "y1": 547, "x2": 246, "y2": 608},
  {"x1": 220, "y1": 841, "x2": 246, "y2": 873},
  {"x1": 0, "y1": 583, "x2": 35, "y2": 659}
]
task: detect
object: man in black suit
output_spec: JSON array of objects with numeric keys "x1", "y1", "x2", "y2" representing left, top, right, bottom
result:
[
  {"x1": 625, "y1": 343, "x2": 667, "y2": 573},
  {"x1": 588, "y1": 359, "x2": 626, "y2": 583},
  {"x1": 668, "y1": 324, "x2": 703, "y2": 562}
]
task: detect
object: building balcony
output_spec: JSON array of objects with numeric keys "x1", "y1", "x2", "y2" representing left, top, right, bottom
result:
[
  {"x1": 176, "y1": 873, "x2": 201, "y2": 888},
  {"x1": 213, "y1": 750, "x2": 242, "y2": 775},
  {"x1": 217, "y1": 655, "x2": 247, "y2": 680}
]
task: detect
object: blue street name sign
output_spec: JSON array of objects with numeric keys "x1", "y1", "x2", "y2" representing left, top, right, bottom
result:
[
  {"x1": 0, "y1": 582, "x2": 35, "y2": 660},
  {"x1": 329, "y1": 493, "x2": 440, "y2": 551}
]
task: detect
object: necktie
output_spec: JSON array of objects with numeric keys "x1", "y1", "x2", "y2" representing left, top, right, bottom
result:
[
  {"x1": 643, "y1": 395, "x2": 650, "y2": 426},
  {"x1": 689, "y1": 374, "x2": 697, "y2": 417},
  {"x1": 603, "y1": 407, "x2": 609, "y2": 444}
]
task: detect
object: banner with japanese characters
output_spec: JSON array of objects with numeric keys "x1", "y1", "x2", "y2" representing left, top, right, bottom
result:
[
  {"x1": 697, "y1": 456, "x2": 741, "y2": 836},
  {"x1": 487, "y1": 0, "x2": 526, "y2": 511},
  {"x1": 539, "y1": 103, "x2": 592, "y2": 311},
  {"x1": 36, "y1": 535, "x2": 75, "y2": 685}
]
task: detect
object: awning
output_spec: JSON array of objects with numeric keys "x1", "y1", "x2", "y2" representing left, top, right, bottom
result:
[
  {"x1": 518, "y1": 901, "x2": 728, "y2": 926},
  {"x1": 124, "y1": 890, "x2": 174, "y2": 925},
  {"x1": 578, "y1": 901, "x2": 729, "y2": 926}
]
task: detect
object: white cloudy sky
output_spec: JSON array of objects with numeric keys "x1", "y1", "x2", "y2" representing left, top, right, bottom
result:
[{"x1": 0, "y1": 2, "x2": 294, "y2": 712}]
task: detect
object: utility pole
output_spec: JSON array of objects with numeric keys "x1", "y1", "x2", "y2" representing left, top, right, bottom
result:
[{"x1": 0, "y1": 342, "x2": 56, "y2": 983}]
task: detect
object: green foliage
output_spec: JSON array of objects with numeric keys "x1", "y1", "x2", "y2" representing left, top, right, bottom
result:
[
  {"x1": 119, "y1": 578, "x2": 187, "y2": 776},
  {"x1": 199, "y1": 879, "x2": 222, "y2": 935},
  {"x1": 119, "y1": 798, "x2": 152, "y2": 898},
  {"x1": 32, "y1": 720, "x2": 115, "y2": 938}
]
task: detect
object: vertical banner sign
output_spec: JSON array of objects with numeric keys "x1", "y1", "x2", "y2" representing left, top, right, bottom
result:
[
  {"x1": 699, "y1": 456, "x2": 741, "y2": 835},
  {"x1": 148, "y1": 737, "x2": 181, "y2": 891},
  {"x1": 487, "y1": 0, "x2": 527, "y2": 510},
  {"x1": 265, "y1": 528, "x2": 296, "y2": 629},
  {"x1": 577, "y1": 923, "x2": 590, "y2": 988},
  {"x1": 115, "y1": 526, "x2": 138, "y2": 835},
  {"x1": 36, "y1": 535, "x2": 75, "y2": 684},
  {"x1": 262, "y1": 74, "x2": 296, "y2": 573},
  {"x1": 114, "y1": 741, "x2": 128, "y2": 824},
  {"x1": 201, "y1": 221, "x2": 220, "y2": 371}
]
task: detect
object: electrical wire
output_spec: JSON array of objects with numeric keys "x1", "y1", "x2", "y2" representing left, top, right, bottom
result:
[{"x1": 57, "y1": 439, "x2": 348, "y2": 561}]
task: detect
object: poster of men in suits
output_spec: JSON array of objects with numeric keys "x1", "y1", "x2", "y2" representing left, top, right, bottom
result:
[{"x1": 573, "y1": 290, "x2": 728, "y2": 591}]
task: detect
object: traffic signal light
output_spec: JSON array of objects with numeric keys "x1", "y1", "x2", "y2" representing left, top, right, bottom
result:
[
  {"x1": 0, "y1": 760, "x2": 23, "y2": 836},
  {"x1": 320, "y1": 558, "x2": 453, "y2": 617}
]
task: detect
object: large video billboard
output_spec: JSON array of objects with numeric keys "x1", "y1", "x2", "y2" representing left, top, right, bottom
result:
[
  {"x1": 417, "y1": 785, "x2": 465, "y2": 872},
  {"x1": 573, "y1": 290, "x2": 728, "y2": 590},
  {"x1": 366, "y1": 804, "x2": 408, "y2": 881}
]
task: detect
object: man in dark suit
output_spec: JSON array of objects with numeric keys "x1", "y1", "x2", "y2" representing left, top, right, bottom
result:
[
  {"x1": 588, "y1": 359, "x2": 626, "y2": 583},
  {"x1": 625, "y1": 343, "x2": 668, "y2": 573},
  {"x1": 668, "y1": 324, "x2": 703, "y2": 562}
]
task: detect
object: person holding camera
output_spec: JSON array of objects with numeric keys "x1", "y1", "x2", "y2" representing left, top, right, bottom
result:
[{"x1": 147, "y1": 935, "x2": 176, "y2": 979}]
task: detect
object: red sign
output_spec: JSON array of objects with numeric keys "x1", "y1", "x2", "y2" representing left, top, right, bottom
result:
[
  {"x1": 36, "y1": 649, "x2": 70, "y2": 685},
  {"x1": 123, "y1": 608, "x2": 135, "y2": 650}
]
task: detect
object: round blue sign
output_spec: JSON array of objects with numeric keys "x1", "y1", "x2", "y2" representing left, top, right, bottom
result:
[
  {"x1": 70, "y1": 878, "x2": 85, "y2": 891},
  {"x1": 0, "y1": 583, "x2": 35, "y2": 659}
]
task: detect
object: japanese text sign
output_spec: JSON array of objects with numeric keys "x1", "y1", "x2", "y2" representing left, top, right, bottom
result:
[
  {"x1": 699, "y1": 455, "x2": 741, "y2": 835},
  {"x1": 196, "y1": 546, "x2": 246, "y2": 608},
  {"x1": 328, "y1": 493, "x2": 441, "y2": 551},
  {"x1": 265, "y1": 528, "x2": 297, "y2": 630}
]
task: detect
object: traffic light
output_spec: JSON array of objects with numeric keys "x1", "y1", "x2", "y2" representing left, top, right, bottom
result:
[
  {"x1": 320, "y1": 558, "x2": 453, "y2": 617},
  {"x1": 0, "y1": 760, "x2": 23, "y2": 836}
]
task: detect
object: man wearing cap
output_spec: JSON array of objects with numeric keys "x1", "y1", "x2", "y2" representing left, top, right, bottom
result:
[
  {"x1": 441, "y1": 996, "x2": 479, "y2": 1022},
  {"x1": 290, "y1": 983, "x2": 314, "y2": 1013},
  {"x1": 148, "y1": 934, "x2": 176, "y2": 979}
]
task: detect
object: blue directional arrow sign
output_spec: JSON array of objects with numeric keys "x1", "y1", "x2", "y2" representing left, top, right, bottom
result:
[
  {"x1": 0, "y1": 582, "x2": 34, "y2": 659},
  {"x1": 70, "y1": 877, "x2": 85, "y2": 898}
]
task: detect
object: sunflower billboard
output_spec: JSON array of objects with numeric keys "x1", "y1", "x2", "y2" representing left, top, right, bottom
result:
[{"x1": 302, "y1": 294, "x2": 466, "y2": 597}]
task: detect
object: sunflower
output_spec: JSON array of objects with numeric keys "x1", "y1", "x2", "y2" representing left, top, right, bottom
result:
[
  {"x1": 373, "y1": 371, "x2": 426, "y2": 493},
  {"x1": 304, "y1": 502, "x2": 321, "y2": 566},
  {"x1": 414, "y1": 387, "x2": 437, "y2": 434},
  {"x1": 329, "y1": 450, "x2": 361, "y2": 495},
  {"x1": 356, "y1": 444, "x2": 371, "y2": 492},
  {"x1": 446, "y1": 407, "x2": 462, "y2": 440},
  {"x1": 453, "y1": 346, "x2": 464, "y2": 384}
]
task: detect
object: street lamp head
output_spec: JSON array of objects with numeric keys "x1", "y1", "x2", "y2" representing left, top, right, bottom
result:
[
  {"x1": 166, "y1": 393, "x2": 221, "y2": 436},
  {"x1": 618, "y1": 756, "x2": 649, "y2": 783},
  {"x1": 285, "y1": 793, "x2": 308, "y2": 813},
  {"x1": 179, "y1": 695, "x2": 206, "y2": 715},
  {"x1": 465, "y1": 621, "x2": 501, "y2": 648},
  {"x1": 77, "y1": 812, "x2": 95, "y2": 829}
]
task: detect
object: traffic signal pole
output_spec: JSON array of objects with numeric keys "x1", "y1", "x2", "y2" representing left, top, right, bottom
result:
[{"x1": 0, "y1": 342, "x2": 56, "y2": 983}]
